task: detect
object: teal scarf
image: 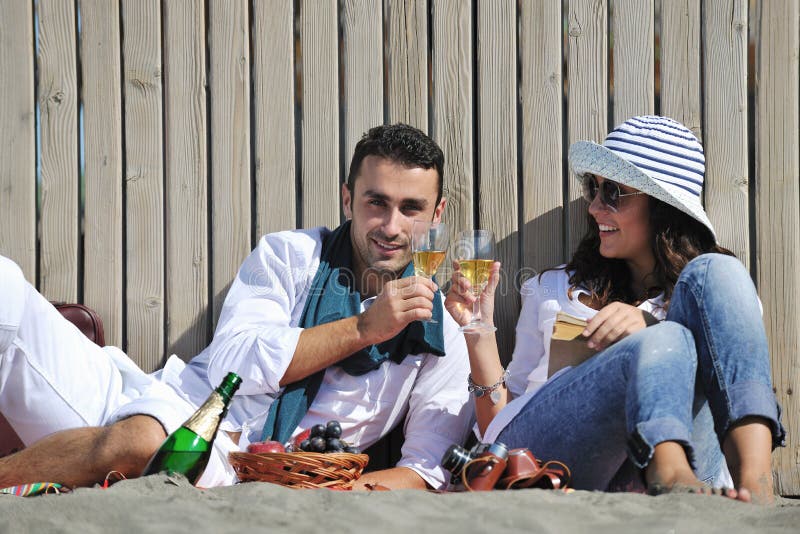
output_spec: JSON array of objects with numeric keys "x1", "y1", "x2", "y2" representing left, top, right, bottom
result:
[{"x1": 261, "y1": 221, "x2": 445, "y2": 443}]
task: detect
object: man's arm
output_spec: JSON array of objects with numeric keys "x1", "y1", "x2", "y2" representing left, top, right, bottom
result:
[
  {"x1": 280, "y1": 276, "x2": 438, "y2": 385},
  {"x1": 352, "y1": 466, "x2": 428, "y2": 490}
]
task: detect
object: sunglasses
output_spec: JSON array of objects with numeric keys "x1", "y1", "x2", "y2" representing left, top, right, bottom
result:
[{"x1": 581, "y1": 175, "x2": 645, "y2": 212}]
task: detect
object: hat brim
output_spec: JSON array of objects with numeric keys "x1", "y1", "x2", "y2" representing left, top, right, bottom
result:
[{"x1": 568, "y1": 140, "x2": 716, "y2": 240}]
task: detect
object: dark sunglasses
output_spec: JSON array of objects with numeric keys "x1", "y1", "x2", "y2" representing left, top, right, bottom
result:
[{"x1": 581, "y1": 175, "x2": 645, "y2": 212}]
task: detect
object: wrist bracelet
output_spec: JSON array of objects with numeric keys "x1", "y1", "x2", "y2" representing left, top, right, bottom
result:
[{"x1": 467, "y1": 369, "x2": 509, "y2": 404}]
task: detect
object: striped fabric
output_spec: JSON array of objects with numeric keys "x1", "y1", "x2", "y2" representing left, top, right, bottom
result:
[
  {"x1": 0, "y1": 482, "x2": 65, "y2": 497},
  {"x1": 604, "y1": 116, "x2": 705, "y2": 197},
  {"x1": 568, "y1": 115, "x2": 716, "y2": 238}
]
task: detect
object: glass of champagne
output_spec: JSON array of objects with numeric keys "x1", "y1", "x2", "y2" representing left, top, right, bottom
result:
[
  {"x1": 411, "y1": 220, "x2": 449, "y2": 323},
  {"x1": 454, "y1": 229, "x2": 497, "y2": 334}
]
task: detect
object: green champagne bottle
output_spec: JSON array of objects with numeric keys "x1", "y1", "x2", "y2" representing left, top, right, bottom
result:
[{"x1": 141, "y1": 372, "x2": 242, "y2": 485}]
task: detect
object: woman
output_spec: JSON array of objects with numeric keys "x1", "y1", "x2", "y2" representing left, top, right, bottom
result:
[{"x1": 446, "y1": 116, "x2": 784, "y2": 503}]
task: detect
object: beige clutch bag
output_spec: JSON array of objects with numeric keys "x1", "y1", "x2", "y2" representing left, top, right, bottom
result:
[{"x1": 548, "y1": 311, "x2": 597, "y2": 378}]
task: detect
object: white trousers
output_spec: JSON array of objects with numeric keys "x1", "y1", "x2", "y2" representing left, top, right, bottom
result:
[{"x1": 0, "y1": 256, "x2": 237, "y2": 487}]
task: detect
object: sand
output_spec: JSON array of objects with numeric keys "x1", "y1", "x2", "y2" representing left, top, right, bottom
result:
[{"x1": 1, "y1": 474, "x2": 798, "y2": 533}]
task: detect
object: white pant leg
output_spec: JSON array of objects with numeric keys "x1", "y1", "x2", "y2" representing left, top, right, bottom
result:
[{"x1": 0, "y1": 255, "x2": 148, "y2": 445}]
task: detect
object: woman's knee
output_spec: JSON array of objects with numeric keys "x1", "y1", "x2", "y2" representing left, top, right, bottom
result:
[{"x1": 629, "y1": 322, "x2": 697, "y2": 371}]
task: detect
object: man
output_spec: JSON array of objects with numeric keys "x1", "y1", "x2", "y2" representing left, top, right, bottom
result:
[{"x1": 0, "y1": 124, "x2": 472, "y2": 490}]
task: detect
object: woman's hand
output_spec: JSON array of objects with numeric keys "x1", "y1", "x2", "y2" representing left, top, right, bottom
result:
[
  {"x1": 583, "y1": 302, "x2": 659, "y2": 351},
  {"x1": 444, "y1": 261, "x2": 501, "y2": 327}
]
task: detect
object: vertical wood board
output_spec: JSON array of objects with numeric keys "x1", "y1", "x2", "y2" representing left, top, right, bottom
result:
[
  {"x1": 660, "y1": 0, "x2": 702, "y2": 139},
  {"x1": 252, "y1": 0, "x2": 296, "y2": 236},
  {"x1": 610, "y1": 0, "x2": 654, "y2": 124},
  {"x1": 163, "y1": 0, "x2": 209, "y2": 360},
  {"x1": 0, "y1": 0, "x2": 36, "y2": 279},
  {"x1": 385, "y1": 0, "x2": 428, "y2": 130},
  {"x1": 121, "y1": 0, "x2": 165, "y2": 372}
]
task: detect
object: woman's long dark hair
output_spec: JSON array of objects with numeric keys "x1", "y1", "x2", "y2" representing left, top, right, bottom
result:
[{"x1": 562, "y1": 196, "x2": 734, "y2": 309}]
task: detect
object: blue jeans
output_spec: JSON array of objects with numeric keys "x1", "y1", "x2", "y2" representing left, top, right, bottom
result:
[{"x1": 497, "y1": 254, "x2": 785, "y2": 490}]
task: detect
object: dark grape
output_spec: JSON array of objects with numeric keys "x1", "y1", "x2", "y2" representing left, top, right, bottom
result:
[
  {"x1": 325, "y1": 420, "x2": 342, "y2": 439},
  {"x1": 326, "y1": 438, "x2": 344, "y2": 452},
  {"x1": 299, "y1": 439, "x2": 312, "y2": 452},
  {"x1": 344, "y1": 445, "x2": 361, "y2": 454},
  {"x1": 310, "y1": 424, "x2": 326, "y2": 438},
  {"x1": 309, "y1": 436, "x2": 326, "y2": 452}
]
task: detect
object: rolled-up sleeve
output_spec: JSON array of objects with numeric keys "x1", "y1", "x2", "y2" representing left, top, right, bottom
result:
[
  {"x1": 396, "y1": 316, "x2": 473, "y2": 489},
  {"x1": 206, "y1": 229, "x2": 323, "y2": 396}
]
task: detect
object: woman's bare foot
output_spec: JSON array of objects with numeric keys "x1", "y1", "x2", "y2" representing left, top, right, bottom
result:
[
  {"x1": 645, "y1": 442, "x2": 749, "y2": 502},
  {"x1": 723, "y1": 417, "x2": 775, "y2": 505}
]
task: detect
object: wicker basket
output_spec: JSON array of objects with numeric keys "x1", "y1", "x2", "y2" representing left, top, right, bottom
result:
[{"x1": 229, "y1": 451, "x2": 369, "y2": 489}]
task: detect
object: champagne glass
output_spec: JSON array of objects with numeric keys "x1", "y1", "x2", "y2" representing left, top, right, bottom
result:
[
  {"x1": 411, "y1": 220, "x2": 449, "y2": 323},
  {"x1": 453, "y1": 229, "x2": 497, "y2": 334}
]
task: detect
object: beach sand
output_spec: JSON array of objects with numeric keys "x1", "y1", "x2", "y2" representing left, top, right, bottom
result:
[{"x1": 1, "y1": 474, "x2": 798, "y2": 533}]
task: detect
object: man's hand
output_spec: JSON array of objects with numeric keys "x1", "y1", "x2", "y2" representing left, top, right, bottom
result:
[
  {"x1": 357, "y1": 276, "x2": 437, "y2": 345},
  {"x1": 583, "y1": 302, "x2": 659, "y2": 351}
]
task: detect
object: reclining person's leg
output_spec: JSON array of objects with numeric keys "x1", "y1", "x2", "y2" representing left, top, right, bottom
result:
[{"x1": 0, "y1": 255, "x2": 144, "y2": 444}]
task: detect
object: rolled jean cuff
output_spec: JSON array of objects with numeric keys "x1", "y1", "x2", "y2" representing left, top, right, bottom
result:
[
  {"x1": 726, "y1": 380, "x2": 786, "y2": 449},
  {"x1": 628, "y1": 417, "x2": 694, "y2": 470}
]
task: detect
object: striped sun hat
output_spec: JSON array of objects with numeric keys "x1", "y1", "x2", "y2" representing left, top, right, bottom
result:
[{"x1": 568, "y1": 115, "x2": 715, "y2": 239}]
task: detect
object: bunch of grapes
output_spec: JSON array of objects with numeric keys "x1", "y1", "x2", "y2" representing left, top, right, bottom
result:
[{"x1": 297, "y1": 420, "x2": 361, "y2": 454}]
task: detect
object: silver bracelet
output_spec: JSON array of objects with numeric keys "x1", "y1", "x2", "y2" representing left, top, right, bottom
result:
[{"x1": 467, "y1": 370, "x2": 509, "y2": 404}]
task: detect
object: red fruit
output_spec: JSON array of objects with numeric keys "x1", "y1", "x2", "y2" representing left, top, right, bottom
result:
[
  {"x1": 247, "y1": 440, "x2": 285, "y2": 454},
  {"x1": 292, "y1": 428, "x2": 312, "y2": 450}
]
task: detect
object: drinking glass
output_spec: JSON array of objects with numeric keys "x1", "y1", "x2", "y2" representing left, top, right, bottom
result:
[
  {"x1": 453, "y1": 229, "x2": 497, "y2": 334},
  {"x1": 411, "y1": 220, "x2": 449, "y2": 323}
]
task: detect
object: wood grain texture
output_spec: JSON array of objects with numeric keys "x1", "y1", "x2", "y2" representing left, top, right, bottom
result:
[
  {"x1": 566, "y1": 0, "x2": 607, "y2": 256},
  {"x1": 477, "y1": 0, "x2": 518, "y2": 363},
  {"x1": 121, "y1": 0, "x2": 164, "y2": 372},
  {"x1": 36, "y1": 0, "x2": 79, "y2": 302},
  {"x1": 0, "y1": 0, "x2": 35, "y2": 279},
  {"x1": 300, "y1": 0, "x2": 339, "y2": 229},
  {"x1": 80, "y1": 0, "x2": 123, "y2": 347},
  {"x1": 660, "y1": 0, "x2": 702, "y2": 139},
  {"x1": 341, "y1": 0, "x2": 383, "y2": 180},
  {"x1": 519, "y1": 0, "x2": 563, "y2": 275},
  {"x1": 252, "y1": 0, "x2": 296, "y2": 236},
  {"x1": 702, "y1": 0, "x2": 749, "y2": 263},
  {"x1": 209, "y1": 0, "x2": 251, "y2": 327},
  {"x1": 385, "y1": 0, "x2": 428, "y2": 131},
  {"x1": 431, "y1": 0, "x2": 474, "y2": 253},
  {"x1": 610, "y1": 0, "x2": 653, "y2": 124},
  {"x1": 163, "y1": 0, "x2": 209, "y2": 361},
  {"x1": 754, "y1": 0, "x2": 800, "y2": 497}
]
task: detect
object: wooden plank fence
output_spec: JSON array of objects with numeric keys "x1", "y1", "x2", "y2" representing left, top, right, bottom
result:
[{"x1": 0, "y1": 0, "x2": 797, "y2": 494}]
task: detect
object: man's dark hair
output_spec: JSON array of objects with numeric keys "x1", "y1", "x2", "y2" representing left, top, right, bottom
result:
[{"x1": 346, "y1": 123, "x2": 445, "y2": 203}]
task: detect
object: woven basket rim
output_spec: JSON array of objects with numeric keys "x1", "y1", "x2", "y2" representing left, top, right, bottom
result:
[{"x1": 228, "y1": 450, "x2": 369, "y2": 489}]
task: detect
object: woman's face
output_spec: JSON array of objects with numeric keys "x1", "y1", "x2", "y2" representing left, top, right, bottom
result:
[{"x1": 586, "y1": 175, "x2": 654, "y2": 270}]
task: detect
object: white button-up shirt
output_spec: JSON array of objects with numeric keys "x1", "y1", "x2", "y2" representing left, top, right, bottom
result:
[{"x1": 163, "y1": 227, "x2": 473, "y2": 488}]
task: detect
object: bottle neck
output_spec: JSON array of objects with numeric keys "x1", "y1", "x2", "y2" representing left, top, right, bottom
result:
[{"x1": 182, "y1": 391, "x2": 227, "y2": 442}]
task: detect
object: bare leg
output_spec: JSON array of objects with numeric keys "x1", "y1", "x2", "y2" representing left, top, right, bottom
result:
[
  {"x1": 645, "y1": 441, "x2": 749, "y2": 502},
  {"x1": 0, "y1": 415, "x2": 165, "y2": 488},
  {"x1": 723, "y1": 416, "x2": 774, "y2": 504}
]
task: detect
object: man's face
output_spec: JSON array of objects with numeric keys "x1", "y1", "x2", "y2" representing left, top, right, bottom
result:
[{"x1": 342, "y1": 155, "x2": 445, "y2": 280}]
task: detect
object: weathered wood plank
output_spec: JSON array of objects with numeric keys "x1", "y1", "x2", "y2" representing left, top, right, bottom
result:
[
  {"x1": 660, "y1": 0, "x2": 702, "y2": 139},
  {"x1": 121, "y1": 0, "x2": 164, "y2": 372},
  {"x1": 341, "y1": 0, "x2": 383, "y2": 178},
  {"x1": 755, "y1": 0, "x2": 800, "y2": 497},
  {"x1": 385, "y1": 0, "x2": 428, "y2": 131},
  {"x1": 519, "y1": 0, "x2": 563, "y2": 275},
  {"x1": 36, "y1": 0, "x2": 79, "y2": 302},
  {"x1": 566, "y1": 0, "x2": 608, "y2": 255},
  {"x1": 209, "y1": 0, "x2": 251, "y2": 327},
  {"x1": 477, "y1": 0, "x2": 518, "y2": 362},
  {"x1": 610, "y1": 0, "x2": 654, "y2": 124},
  {"x1": 0, "y1": 0, "x2": 35, "y2": 279},
  {"x1": 300, "y1": 0, "x2": 339, "y2": 229},
  {"x1": 252, "y1": 0, "x2": 296, "y2": 236},
  {"x1": 431, "y1": 0, "x2": 474, "y2": 256},
  {"x1": 80, "y1": 0, "x2": 123, "y2": 347},
  {"x1": 702, "y1": 0, "x2": 749, "y2": 264},
  {"x1": 163, "y1": 0, "x2": 209, "y2": 360}
]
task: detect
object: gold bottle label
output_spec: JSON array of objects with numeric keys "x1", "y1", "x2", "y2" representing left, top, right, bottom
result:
[{"x1": 183, "y1": 392, "x2": 225, "y2": 442}]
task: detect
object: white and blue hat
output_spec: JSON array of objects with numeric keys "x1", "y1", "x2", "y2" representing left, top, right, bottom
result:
[{"x1": 569, "y1": 115, "x2": 715, "y2": 239}]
